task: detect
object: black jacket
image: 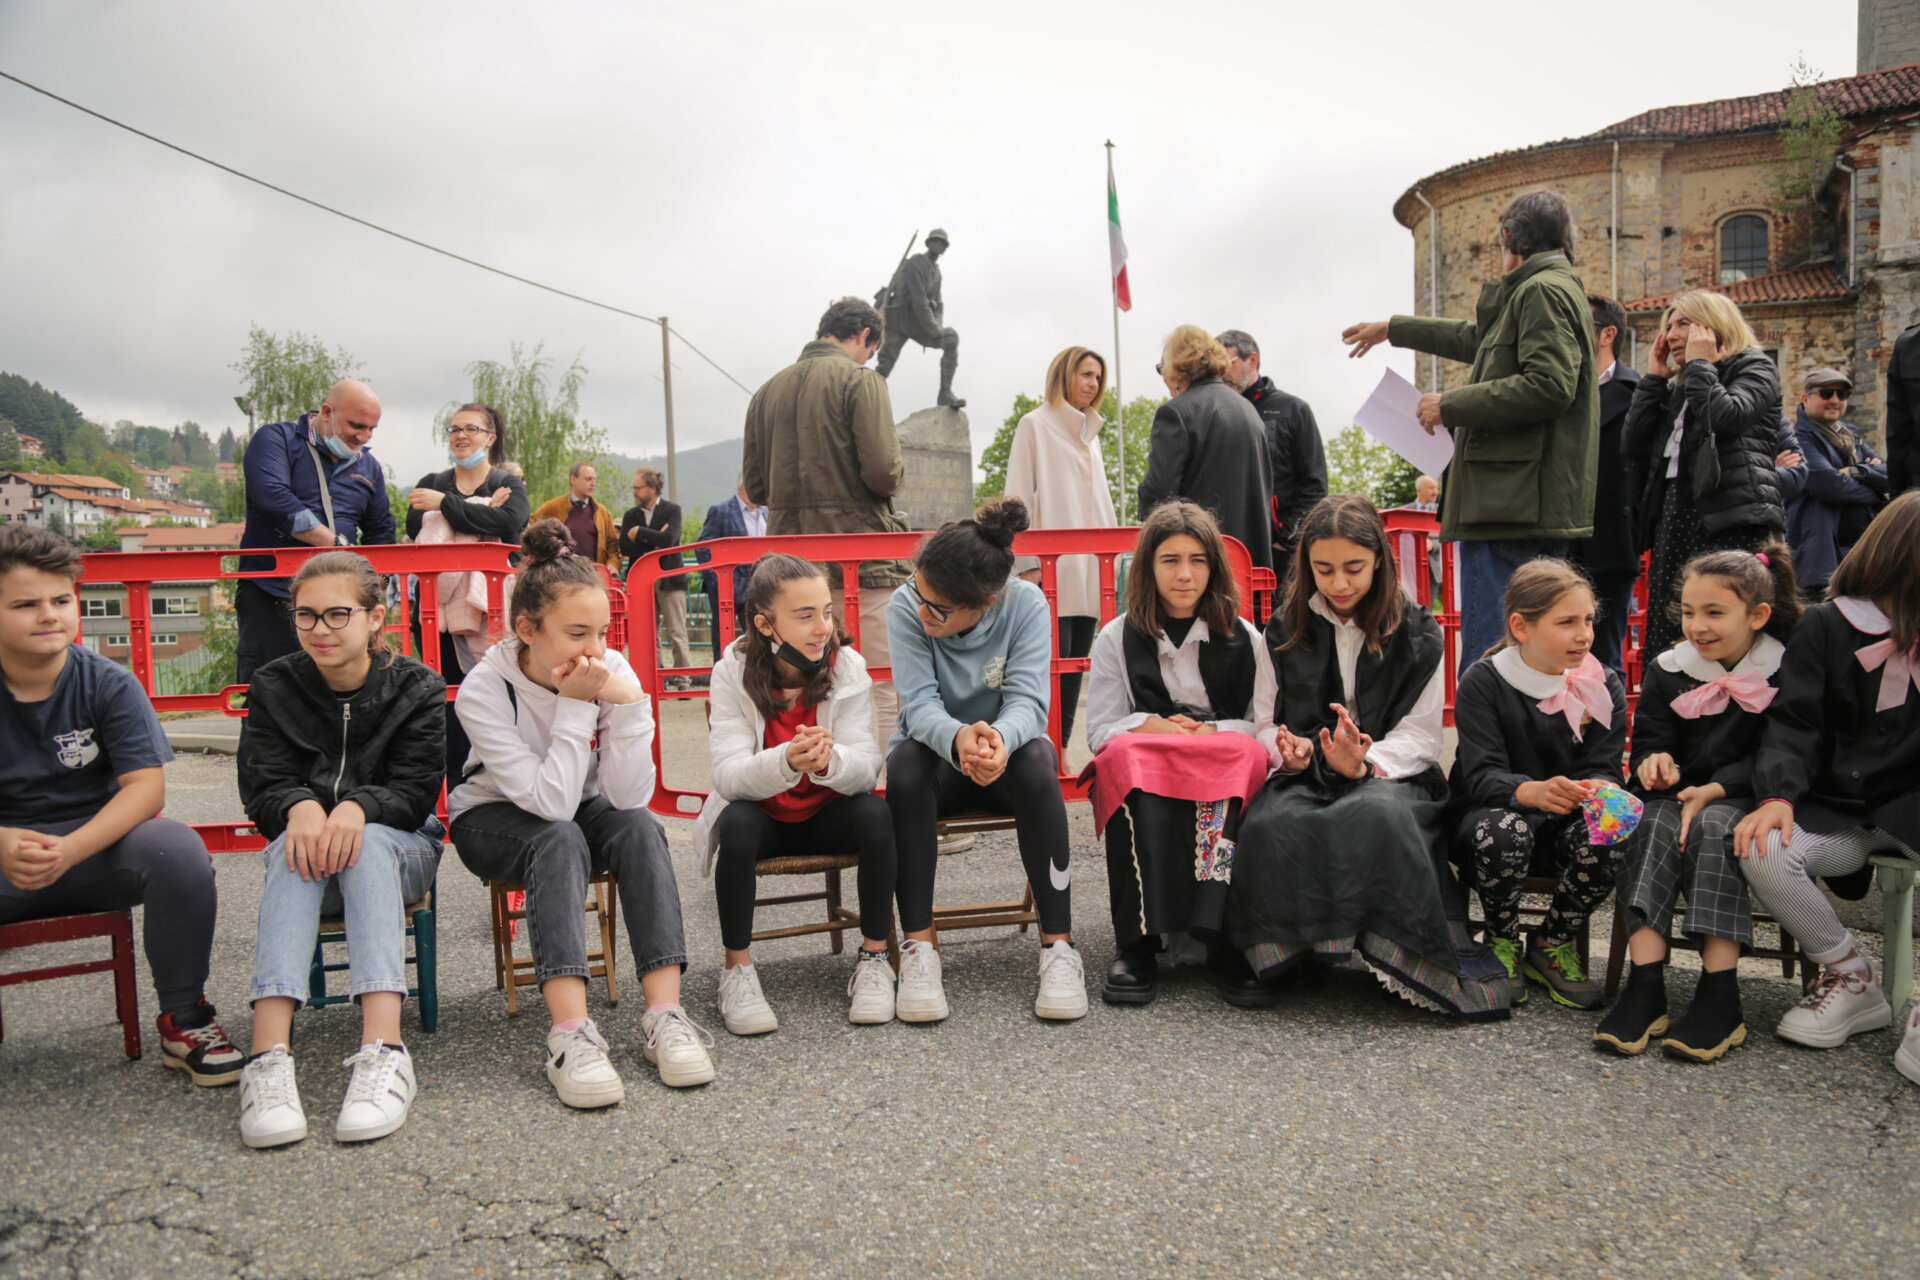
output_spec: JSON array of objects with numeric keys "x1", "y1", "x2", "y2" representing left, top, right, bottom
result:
[
  {"x1": 1138, "y1": 375, "x2": 1275, "y2": 576},
  {"x1": 1242, "y1": 377, "x2": 1328, "y2": 557},
  {"x1": 1627, "y1": 647, "x2": 1782, "y2": 802},
  {"x1": 243, "y1": 651, "x2": 448, "y2": 839},
  {"x1": 402, "y1": 466, "x2": 530, "y2": 544},
  {"x1": 1621, "y1": 350, "x2": 1786, "y2": 550},
  {"x1": 1569, "y1": 363, "x2": 1642, "y2": 577},
  {"x1": 619, "y1": 500, "x2": 686, "y2": 589},
  {"x1": 1888, "y1": 322, "x2": 1920, "y2": 496},
  {"x1": 1446, "y1": 656, "x2": 1627, "y2": 821}
]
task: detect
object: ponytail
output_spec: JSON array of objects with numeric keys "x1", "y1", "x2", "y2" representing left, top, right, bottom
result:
[{"x1": 1680, "y1": 544, "x2": 1801, "y2": 642}]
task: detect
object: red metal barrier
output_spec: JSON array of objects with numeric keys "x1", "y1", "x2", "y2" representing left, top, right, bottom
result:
[{"x1": 625, "y1": 528, "x2": 1271, "y2": 820}]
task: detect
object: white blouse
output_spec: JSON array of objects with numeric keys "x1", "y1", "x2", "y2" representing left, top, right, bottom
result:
[
  {"x1": 1303, "y1": 594, "x2": 1444, "y2": 780},
  {"x1": 1083, "y1": 614, "x2": 1280, "y2": 765},
  {"x1": 1005, "y1": 400, "x2": 1118, "y2": 619}
]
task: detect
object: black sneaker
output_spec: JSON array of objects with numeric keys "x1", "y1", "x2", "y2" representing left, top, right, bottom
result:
[
  {"x1": 1593, "y1": 961, "x2": 1669, "y2": 1055},
  {"x1": 157, "y1": 1000, "x2": 244, "y2": 1087},
  {"x1": 1662, "y1": 968, "x2": 1748, "y2": 1062}
]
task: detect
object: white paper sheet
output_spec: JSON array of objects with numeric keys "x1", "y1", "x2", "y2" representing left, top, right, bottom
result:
[{"x1": 1352, "y1": 368, "x2": 1453, "y2": 478}]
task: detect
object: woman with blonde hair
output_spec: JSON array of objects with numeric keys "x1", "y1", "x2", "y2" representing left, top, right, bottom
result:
[
  {"x1": 1137, "y1": 324, "x2": 1274, "y2": 578},
  {"x1": 1620, "y1": 290, "x2": 1787, "y2": 653},
  {"x1": 1005, "y1": 346, "x2": 1118, "y2": 744}
]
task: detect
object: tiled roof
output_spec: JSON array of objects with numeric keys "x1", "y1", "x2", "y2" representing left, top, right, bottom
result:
[
  {"x1": 115, "y1": 523, "x2": 245, "y2": 548},
  {"x1": 46, "y1": 487, "x2": 110, "y2": 503},
  {"x1": 1623, "y1": 263, "x2": 1851, "y2": 313}
]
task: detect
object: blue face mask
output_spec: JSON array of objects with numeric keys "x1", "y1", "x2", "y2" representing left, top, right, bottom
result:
[
  {"x1": 322, "y1": 432, "x2": 359, "y2": 461},
  {"x1": 450, "y1": 449, "x2": 490, "y2": 470}
]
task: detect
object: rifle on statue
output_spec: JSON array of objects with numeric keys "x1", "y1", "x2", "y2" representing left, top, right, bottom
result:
[{"x1": 873, "y1": 228, "x2": 919, "y2": 313}]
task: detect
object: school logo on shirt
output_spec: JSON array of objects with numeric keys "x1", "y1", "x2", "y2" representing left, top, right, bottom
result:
[
  {"x1": 983, "y1": 654, "x2": 1007, "y2": 690},
  {"x1": 55, "y1": 728, "x2": 99, "y2": 769}
]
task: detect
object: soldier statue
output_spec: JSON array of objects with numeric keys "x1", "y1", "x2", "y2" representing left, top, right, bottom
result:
[{"x1": 875, "y1": 228, "x2": 964, "y2": 408}]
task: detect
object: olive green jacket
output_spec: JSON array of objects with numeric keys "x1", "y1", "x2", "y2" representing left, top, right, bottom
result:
[
  {"x1": 742, "y1": 340, "x2": 909, "y2": 587},
  {"x1": 1387, "y1": 251, "x2": 1599, "y2": 542}
]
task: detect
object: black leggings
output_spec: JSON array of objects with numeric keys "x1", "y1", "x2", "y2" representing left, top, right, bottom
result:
[
  {"x1": 1056, "y1": 616, "x2": 1097, "y2": 746},
  {"x1": 713, "y1": 794, "x2": 896, "y2": 951},
  {"x1": 885, "y1": 737, "x2": 1072, "y2": 935}
]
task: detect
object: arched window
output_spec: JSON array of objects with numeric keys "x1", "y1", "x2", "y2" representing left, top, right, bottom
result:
[{"x1": 1719, "y1": 215, "x2": 1769, "y2": 283}]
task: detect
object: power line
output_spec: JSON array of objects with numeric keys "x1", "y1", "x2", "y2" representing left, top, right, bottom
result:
[{"x1": 0, "y1": 67, "x2": 754, "y2": 396}]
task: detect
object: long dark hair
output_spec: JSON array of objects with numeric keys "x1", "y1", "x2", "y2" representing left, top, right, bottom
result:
[
  {"x1": 1279, "y1": 495, "x2": 1403, "y2": 655},
  {"x1": 914, "y1": 498, "x2": 1029, "y2": 609},
  {"x1": 1124, "y1": 501, "x2": 1239, "y2": 640},
  {"x1": 291, "y1": 550, "x2": 393, "y2": 664},
  {"x1": 737, "y1": 553, "x2": 843, "y2": 721},
  {"x1": 510, "y1": 519, "x2": 605, "y2": 630},
  {"x1": 1680, "y1": 543, "x2": 1801, "y2": 644},
  {"x1": 1828, "y1": 490, "x2": 1920, "y2": 652}
]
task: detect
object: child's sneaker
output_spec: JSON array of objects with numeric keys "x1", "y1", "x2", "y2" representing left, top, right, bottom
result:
[
  {"x1": 894, "y1": 939, "x2": 950, "y2": 1023},
  {"x1": 718, "y1": 963, "x2": 778, "y2": 1036},
  {"x1": 1035, "y1": 941, "x2": 1089, "y2": 1020},
  {"x1": 1660, "y1": 968, "x2": 1746, "y2": 1063},
  {"x1": 847, "y1": 949, "x2": 897, "y2": 1025},
  {"x1": 1522, "y1": 935, "x2": 1604, "y2": 1009},
  {"x1": 1776, "y1": 963, "x2": 1891, "y2": 1048},
  {"x1": 545, "y1": 1020, "x2": 624, "y2": 1109},
  {"x1": 1593, "y1": 961, "x2": 1669, "y2": 1055},
  {"x1": 642, "y1": 1007, "x2": 717, "y2": 1087},
  {"x1": 1488, "y1": 938, "x2": 1528, "y2": 1006},
  {"x1": 157, "y1": 1000, "x2": 244, "y2": 1086},
  {"x1": 335, "y1": 1042, "x2": 416, "y2": 1143},
  {"x1": 1896, "y1": 1003, "x2": 1920, "y2": 1086},
  {"x1": 237, "y1": 1047, "x2": 307, "y2": 1149}
]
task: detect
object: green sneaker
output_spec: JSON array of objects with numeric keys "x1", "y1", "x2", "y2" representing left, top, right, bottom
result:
[
  {"x1": 1523, "y1": 936, "x2": 1604, "y2": 1009},
  {"x1": 1488, "y1": 937, "x2": 1528, "y2": 1006}
]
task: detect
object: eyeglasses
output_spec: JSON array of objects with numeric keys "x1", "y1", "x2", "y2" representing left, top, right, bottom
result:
[
  {"x1": 1812, "y1": 387, "x2": 1849, "y2": 401},
  {"x1": 905, "y1": 577, "x2": 955, "y2": 625},
  {"x1": 292, "y1": 606, "x2": 368, "y2": 632},
  {"x1": 447, "y1": 425, "x2": 492, "y2": 439},
  {"x1": 1154, "y1": 362, "x2": 1164, "y2": 376}
]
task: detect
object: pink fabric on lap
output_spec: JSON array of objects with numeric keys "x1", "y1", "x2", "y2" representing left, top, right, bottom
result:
[{"x1": 1079, "y1": 732, "x2": 1272, "y2": 835}]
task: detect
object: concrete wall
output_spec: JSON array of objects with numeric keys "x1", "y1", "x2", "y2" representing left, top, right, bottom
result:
[
  {"x1": 891, "y1": 406, "x2": 975, "y2": 531},
  {"x1": 1861, "y1": 0, "x2": 1920, "y2": 75}
]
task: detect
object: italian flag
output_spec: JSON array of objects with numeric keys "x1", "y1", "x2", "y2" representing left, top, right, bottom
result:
[{"x1": 1107, "y1": 158, "x2": 1131, "y2": 312}]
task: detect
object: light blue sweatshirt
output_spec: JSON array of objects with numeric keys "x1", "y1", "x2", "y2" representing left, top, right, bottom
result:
[{"x1": 887, "y1": 576, "x2": 1053, "y2": 762}]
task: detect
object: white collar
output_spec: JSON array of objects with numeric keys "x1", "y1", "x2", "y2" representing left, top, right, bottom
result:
[
  {"x1": 1835, "y1": 596, "x2": 1890, "y2": 636},
  {"x1": 1491, "y1": 645, "x2": 1567, "y2": 699},
  {"x1": 1598, "y1": 360, "x2": 1617, "y2": 386},
  {"x1": 1308, "y1": 593, "x2": 1363, "y2": 632},
  {"x1": 1655, "y1": 634, "x2": 1785, "y2": 682},
  {"x1": 1158, "y1": 616, "x2": 1213, "y2": 654}
]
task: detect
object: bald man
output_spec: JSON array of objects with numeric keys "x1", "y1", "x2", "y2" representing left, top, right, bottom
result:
[{"x1": 236, "y1": 379, "x2": 397, "y2": 800}]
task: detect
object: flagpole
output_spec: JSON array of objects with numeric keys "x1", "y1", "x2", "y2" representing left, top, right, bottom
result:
[{"x1": 1106, "y1": 140, "x2": 1125, "y2": 522}]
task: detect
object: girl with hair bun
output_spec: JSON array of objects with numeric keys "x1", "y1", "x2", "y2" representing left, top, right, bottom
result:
[
  {"x1": 450, "y1": 519, "x2": 712, "y2": 1109},
  {"x1": 885, "y1": 499, "x2": 1085, "y2": 1023},
  {"x1": 1597, "y1": 543, "x2": 1801, "y2": 1062}
]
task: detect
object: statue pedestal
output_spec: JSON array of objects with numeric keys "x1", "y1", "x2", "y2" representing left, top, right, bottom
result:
[{"x1": 893, "y1": 406, "x2": 974, "y2": 530}]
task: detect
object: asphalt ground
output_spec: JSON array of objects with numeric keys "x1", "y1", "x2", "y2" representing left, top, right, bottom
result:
[{"x1": 2, "y1": 699, "x2": 1916, "y2": 1279}]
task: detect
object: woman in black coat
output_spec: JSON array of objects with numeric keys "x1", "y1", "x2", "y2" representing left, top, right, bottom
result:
[{"x1": 1621, "y1": 293, "x2": 1785, "y2": 654}]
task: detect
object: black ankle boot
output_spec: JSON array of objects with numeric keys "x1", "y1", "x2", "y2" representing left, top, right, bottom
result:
[
  {"x1": 1207, "y1": 943, "x2": 1281, "y2": 1009},
  {"x1": 1102, "y1": 941, "x2": 1158, "y2": 1005},
  {"x1": 1593, "y1": 960, "x2": 1669, "y2": 1055},
  {"x1": 1662, "y1": 968, "x2": 1747, "y2": 1062}
]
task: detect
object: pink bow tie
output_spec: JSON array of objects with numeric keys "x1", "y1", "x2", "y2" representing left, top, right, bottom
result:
[
  {"x1": 1857, "y1": 639, "x2": 1920, "y2": 712},
  {"x1": 1538, "y1": 655, "x2": 1614, "y2": 741},
  {"x1": 1669, "y1": 669, "x2": 1777, "y2": 719}
]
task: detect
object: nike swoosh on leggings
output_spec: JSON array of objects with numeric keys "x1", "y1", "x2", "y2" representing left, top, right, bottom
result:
[{"x1": 1049, "y1": 859, "x2": 1071, "y2": 891}]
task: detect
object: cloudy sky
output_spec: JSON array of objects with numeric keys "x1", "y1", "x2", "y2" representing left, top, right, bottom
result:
[{"x1": 0, "y1": 2, "x2": 1857, "y2": 495}]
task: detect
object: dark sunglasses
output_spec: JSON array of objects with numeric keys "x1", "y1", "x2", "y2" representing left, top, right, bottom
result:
[
  {"x1": 1154, "y1": 362, "x2": 1164, "y2": 376},
  {"x1": 1812, "y1": 387, "x2": 1849, "y2": 401}
]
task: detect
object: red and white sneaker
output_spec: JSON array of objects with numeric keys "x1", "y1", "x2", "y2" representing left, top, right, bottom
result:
[{"x1": 156, "y1": 1001, "x2": 244, "y2": 1086}]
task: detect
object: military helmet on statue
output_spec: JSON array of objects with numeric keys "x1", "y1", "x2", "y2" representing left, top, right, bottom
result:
[{"x1": 925, "y1": 228, "x2": 950, "y2": 247}]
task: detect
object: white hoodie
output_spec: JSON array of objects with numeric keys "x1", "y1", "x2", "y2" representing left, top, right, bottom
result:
[
  {"x1": 690, "y1": 644, "x2": 881, "y2": 876},
  {"x1": 449, "y1": 638, "x2": 657, "y2": 824}
]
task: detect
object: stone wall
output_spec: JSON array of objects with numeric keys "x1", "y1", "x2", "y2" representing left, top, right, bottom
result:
[
  {"x1": 1861, "y1": 0, "x2": 1920, "y2": 75},
  {"x1": 891, "y1": 406, "x2": 974, "y2": 531}
]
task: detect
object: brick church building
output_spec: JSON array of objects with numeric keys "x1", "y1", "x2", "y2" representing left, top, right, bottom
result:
[{"x1": 1392, "y1": 2, "x2": 1920, "y2": 444}]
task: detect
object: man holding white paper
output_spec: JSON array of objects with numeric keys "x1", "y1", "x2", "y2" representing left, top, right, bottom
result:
[{"x1": 1342, "y1": 189, "x2": 1599, "y2": 664}]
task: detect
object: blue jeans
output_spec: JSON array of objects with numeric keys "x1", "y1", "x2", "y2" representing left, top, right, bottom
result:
[
  {"x1": 1457, "y1": 538, "x2": 1568, "y2": 665},
  {"x1": 249, "y1": 823, "x2": 442, "y2": 1006}
]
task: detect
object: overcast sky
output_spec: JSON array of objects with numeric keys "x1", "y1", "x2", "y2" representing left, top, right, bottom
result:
[{"x1": 0, "y1": 2, "x2": 1858, "y2": 496}]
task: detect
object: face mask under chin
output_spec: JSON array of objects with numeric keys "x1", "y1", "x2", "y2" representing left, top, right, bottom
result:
[
  {"x1": 767, "y1": 632, "x2": 826, "y2": 678},
  {"x1": 323, "y1": 432, "x2": 359, "y2": 461},
  {"x1": 451, "y1": 449, "x2": 490, "y2": 470}
]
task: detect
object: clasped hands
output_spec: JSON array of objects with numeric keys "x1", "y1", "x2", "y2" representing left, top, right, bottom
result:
[
  {"x1": 282, "y1": 798, "x2": 366, "y2": 880},
  {"x1": 954, "y1": 722, "x2": 1008, "y2": 786},
  {"x1": 784, "y1": 723, "x2": 835, "y2": 775},
  {"x1": 0, "y1": 827, "x2": 73, "y2": 892}
]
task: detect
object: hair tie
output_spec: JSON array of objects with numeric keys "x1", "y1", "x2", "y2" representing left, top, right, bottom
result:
[{"x1": 1755, "y1": 552, "x2": 1769, "y2": 566}]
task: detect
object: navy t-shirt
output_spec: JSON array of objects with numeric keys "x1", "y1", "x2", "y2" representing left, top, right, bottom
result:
[{"x1": 0, "y1": 645, "x2": 174, "y2": 828}]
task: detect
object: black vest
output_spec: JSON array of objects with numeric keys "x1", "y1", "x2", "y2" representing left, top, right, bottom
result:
[
  {"x1": 1263, "y1": 605, "x2": 1443, "y2": 743},
  {"x1": 1121, "y1": 618, "x2": 1256, "y2": 722}
]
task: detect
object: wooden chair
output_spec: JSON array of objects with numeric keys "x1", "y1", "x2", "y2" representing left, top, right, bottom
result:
[
  {"x1": 306, "y1": 891, "x2": 442, "y2": 1032},
  {"x1": 1875, "y1": 853, "x2": 1918, "y2": 1010},
  {"x1": 0, "y1": 910, "x2": 141, "y2": 1059},
  {"x1": 485, "y1": 874, "x2": 619, "y2": 1015},
  {"x1": 751, "y1": 854, "x2": 900, "y2": 969},
  {"x1": 1602, "y1": 897, "x2": 1809, "y2": 999},
  {"x1": 926, "y1": 813, "x2": 1038, "y2": 942}
]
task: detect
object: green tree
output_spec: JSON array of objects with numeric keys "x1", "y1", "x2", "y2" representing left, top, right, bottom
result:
[
  {"x1": 387, "y1": 481, "x2": 411, "y2": 540},
  {"x1": 218, "y1": 426, "x2": 236, "y2": 462},
  {"x1": 0, "y1": 414, "x2": 20, "y2": 462},
  {"x1": 976, "y1": 389, "x2": 1162, "y2": 524},
  {"x1": 447, "y1": 343, "x2": 607, "y2": 508},
  {"x1": 1767, "y1": 59, "x2": 1845, "y2": 216},
  {"x1": 232, "y1": 326, "x2": 362, "y2": 430},
  {"x1": 1376, "y1": 453, "x2": 1422, "y2": 509},
  {"x1": 191, "y1": 585, "x2": 238, "y2": 695},
  {"x1": 1326, "y1": 424, "x2": 1406, "y2": 505}
]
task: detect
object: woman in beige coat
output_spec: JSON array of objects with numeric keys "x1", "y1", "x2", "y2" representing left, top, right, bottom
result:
[{"x1": 1005, "y1": 346, "x2": 1119, "y2": 745}]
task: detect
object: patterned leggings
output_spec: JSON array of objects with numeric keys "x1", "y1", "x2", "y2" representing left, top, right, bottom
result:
[
  {"x1": 1739, "y1": 824, "x2": 1915, "y2": 966},
  {"x1": 1460, "y1": 808, "x2": 1621, "y2": 946}
]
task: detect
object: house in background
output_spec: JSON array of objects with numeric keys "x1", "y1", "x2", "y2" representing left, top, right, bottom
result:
[
  {"x1": 133, "y1": 465, "x2": 174, "y2": 497},
  {"x1": 85, "y1": 523, "x2": 246, "y2": 681}
]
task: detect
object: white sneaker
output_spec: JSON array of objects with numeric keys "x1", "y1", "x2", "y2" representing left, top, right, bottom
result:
[
  {"x1": 237, "y1": 1046, "x2": 307, "y2": 1149},
  {"x1": 335, "y1": 1041, "x2": 416, "y2": 1143},
  {"x1": 937, "y1": 833, "x2": 976, "y2": 854},
  {"x1": 545, "y1": 1020, "x2": 625, "y2": 1109},
  {"x1": 1776, "y1": 963, "x2": 1892, "y2": 1049},
  {"x1": 1897, "y1": 1004, "x2": 1920, "y2": 1087},
  {"x1": 642, "y1": 1007, "x2": 717, "y2": 1087},
  {"x1": 1035, "y1": 941, "x2": 1089, "y2": 1021},
  {"x1": 894, "y1": 939, "x2": 949, "y2": 1023},
  {"x1": 847, "y1": 950, "x2": 897, "y2": 1024},
  {"x1": 718, "y1": 964, "x2": 778, "y2": 1036}
]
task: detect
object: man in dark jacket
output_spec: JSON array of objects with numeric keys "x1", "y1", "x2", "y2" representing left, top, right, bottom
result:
[
  {"x1": 1343, "y1": 191, "x2": 1599, "y2": 663},
  {"x1": 619, "y1": 467, "x2": 691, "y2": 691},
  {"x1": 1887, "y1": 322, "x2": 1920, "y2": 495},
  {"x1": 693, "y1": 476, "x2": 767, "y2": 658},
  {"x1": 1137, "y1": 334, "x2": 1275, "y2": 578},
  {"x1": 1787, "y1": 368, "x2": 1889, "y2": 591},
  {"x1": 876, "y1": 229, "x2": 963, "y2": 408},
  {"x1": 238, "y1": 379, "x2": 396, "y2": 802},
  {"x1": 1217, "y1": 328, "x2": 1327, "y2": 575},
  {"x1": 1568, "y1": 296, "x2": 1641, "y2": 676}
]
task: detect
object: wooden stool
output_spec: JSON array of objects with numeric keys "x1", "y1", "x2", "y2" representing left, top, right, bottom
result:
[
  {"x1": 752, "y1": 854, "x2": 900, "y2": 970},
  {"x1": 1603, "y1": 897, "x2": 1809, "y2": 998},
  {"x1": 306, "y1": 891, "x2": 441, "y2": 1032},
  {"x1": 0, "y1": 910, "x2": 141, "y2": 1059},
  {"x1": 486, "y1": 875, "x2": 619, "y2": 1015}
]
